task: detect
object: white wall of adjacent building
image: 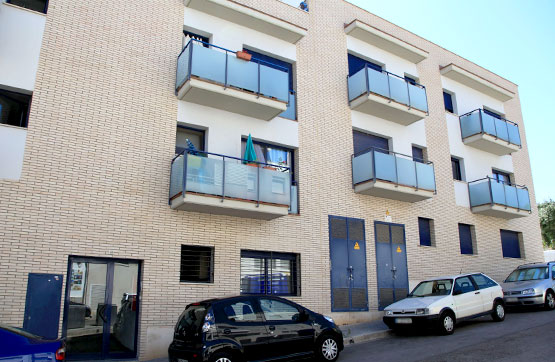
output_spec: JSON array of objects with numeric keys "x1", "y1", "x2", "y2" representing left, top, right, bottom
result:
[{"x1": 0, "y1": 125, "x2": 27, "y2": 180}]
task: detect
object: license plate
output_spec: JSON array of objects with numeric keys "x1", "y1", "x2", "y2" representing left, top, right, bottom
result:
[
  {"x1": 395, "y1": 318, "x2": 412, "y2": 324},
  {"x1": 178, "y1": 359, "x2": 188, "y2": 362}
]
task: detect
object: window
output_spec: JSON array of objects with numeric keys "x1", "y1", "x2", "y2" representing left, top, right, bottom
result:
[
  {"x1": 180, "y1": 245, "x2": 214, "y2": 283},
  {"x1": 347, "y1": 54, "x2": 382, "y2": 76},
  {"x1": 483, "y1": 108, "x2": 503, "y2": 119},
  {"x1": 241, "y1": 138, "x2": 294, "y2": 174},
  {"x1": 404, "y1": 75, "x2": 418, "y2": 85},
  {"x1": 0, "y1": 89, "x2": 31, "y2": 128},
  {"x1": 176, "y1": 126, "x2": 205, "y2": 154},
  {"x1": 500, "y1": 230, "x2": 523, "y2": 259},
  {"x1": 451, "y1": 157, "x2": 463, "y2": 181},
  {"x1": 353, "y1": 130, "x2": 389, "y2": 155},
  {"x1": 244, "y1": 49, "x2": 294, "y2": 92},
  {"x1": 418, "y1": 217, "x2": 433, "y2": 247},
  {"x1": 412, "y1": 146, "x2": 425, "y2": 163},
  {"x1": 471, "y1": 274, "x2": 497, "y2": 289},
  {"x1": 492, "y1": 170, "x2": 511, "y2": 185},
  {"x1": 552, "y1": 265, "x2": 555, "y2": 280},
  {"x1": 7, "y1": 0, "x2": 48, "y2": 13},
  {"x1": 443, "y1": 91, "x2": 455, "y2": 113},
  {"x1": 259, "y1": 298, "x2": 300, "y2": 322},
  {"x1": 458, "y1": 223, "x2": 476, "y2": 255},
  {"x1": 240, "y1": 250, "x2": 300, "y2": 296},
  {"x1": 453, "y1": 276, "x2": 476, "y2": 294},
  {"x1": 183, "y1": 30, "x2": 209, "y2": 47},
  {"x1": 222, "y1": 300, "x2": 259, "y2": 322}
]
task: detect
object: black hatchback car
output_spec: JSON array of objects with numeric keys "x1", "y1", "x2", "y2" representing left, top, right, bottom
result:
[{"x1": 168, "y1": 295, "x2": 343, "y2": 362}]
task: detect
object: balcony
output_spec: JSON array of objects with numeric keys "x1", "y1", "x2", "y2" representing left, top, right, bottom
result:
[
  {"x1": 468, "y1": 177, "x2": 531, "y2": 219},
  {"x1": 459, "y1": 109, "x2": 521, "y2": 155},
  {"x1": 184, "y1": 0, "x2": 307, "y2": 43},
  {"x1": 348, "y1": 65, "x2": 428, "y2": 125},
  {"x1": 176, "y1": 40, "x2": 290, "y2": 121},
  {"x1": 352, "y1": 148, "x2": 436, "y2": 202},
  {"x1": 169, "y1": 149, "x2": 295, "y2": 220}
]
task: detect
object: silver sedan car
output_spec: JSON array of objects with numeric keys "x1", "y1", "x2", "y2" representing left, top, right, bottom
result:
[{"x1": 501, "y1": 261, "x2": 555, "y2": 310}]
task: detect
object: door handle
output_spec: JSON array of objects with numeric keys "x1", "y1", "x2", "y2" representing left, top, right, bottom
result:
[
  {"x1": 475, "y1": 291, "x2": 480, "y2": 295},
  {"x1": 223, "y1": 328, "x2": 231, "y2": 335}
]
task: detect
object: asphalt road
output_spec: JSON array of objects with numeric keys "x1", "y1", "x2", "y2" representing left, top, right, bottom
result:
[{"x1": 340, "y1": 307, "x2": 555, "y2": 362}]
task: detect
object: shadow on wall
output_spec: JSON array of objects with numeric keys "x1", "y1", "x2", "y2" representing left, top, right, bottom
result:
[{"x1": 144, "y1": 326, "x2": 174, "y2": 360}]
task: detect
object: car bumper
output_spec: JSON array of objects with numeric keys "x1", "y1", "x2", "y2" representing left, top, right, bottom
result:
[
  {"x1": 383, "y1": 314, "x2": 440, "y2": 329},
  {"x1": 504, "y1": 295, "x2": 544, "y2": 306},
  {"x1": 168, "y1": 342, "x2": 204, "y2": 362}
]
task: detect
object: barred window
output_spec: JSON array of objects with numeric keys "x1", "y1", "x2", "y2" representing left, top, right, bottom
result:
[
  {"x1": 180, "y1": 245, "x2": 214, "y2": 283},
  {"x1": 240, "y1": 250, "x2": 300, "y2": 296}
]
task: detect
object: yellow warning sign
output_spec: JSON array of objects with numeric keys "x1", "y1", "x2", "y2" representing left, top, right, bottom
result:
[
  {"x1": 396, "y1": 246, "x2": 402, "y2": 253},
  {"x1": 354, "y1": 242, "x2": 360, "y2": 250}
]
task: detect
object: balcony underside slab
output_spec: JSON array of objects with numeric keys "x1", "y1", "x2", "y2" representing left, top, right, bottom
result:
[
  {"x1": 463, "y1": 133, "x2": 520, "y2": 156},
  {"x1": 471, "y1": 204, "x2": 530, "y2": 219},
  {"x1": 350, "y1": 93, "x2": 426, "y2": 125},
  {"x1": 354, "y1": 180, "x2": 434, "y2": 202},
  {"x1": 170, "y1": 192, "x2": 289, "y2": 220}
]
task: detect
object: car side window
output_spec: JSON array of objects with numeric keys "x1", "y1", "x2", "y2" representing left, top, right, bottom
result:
[
  {"x1": 552, "y1": 265, "x2": 555, "y2": 280},
  {"x1": 222, "y1": 300, "x2": 259, "y2": 322},
  {"x1": 471, "y1": 274, "x2": 497, "y2": 289},
  {"x1": 453, "y1": 276, "x2": 476, "y2": 294},
  {"x1": 259, "y1": 298, "x2": 300, "y2": 322}
]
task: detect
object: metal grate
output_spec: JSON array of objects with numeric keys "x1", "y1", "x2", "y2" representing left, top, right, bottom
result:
[
  {"x1": 379, "y1": 288, "x2": 394, "y2": 309},
  {"x1": 180, "y1": 245, "x2": 214, "y2": 283},
  {"x1": 348, "y1": 219, "x2": 364, "y2": 241},
  {"x1": 351, "y1": 288, "x2": 368, "y2": 309},
  {"x1": 240, "y1": 251, "x2": 300, "y2": 296},
  {"x1": 376, "y1": 223, "x2": 390, "y2": 243},
  {"x1": 332, "y1": 288, "x2": 349, "y2": 310},
  {"x1": 395, "y1": 288, "x2": 409, "y2": 301},
  {"x1": 391, "y1": 226, "x2": 404, "y2": 244},
  {"x1": 330, "y1": 218, "x2": 347, "y2": 239}
]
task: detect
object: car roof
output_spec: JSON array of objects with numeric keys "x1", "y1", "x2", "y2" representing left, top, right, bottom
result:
[
  {"x1": 420, "y1": 272, "x2": 484, "y2": 282},
  {"x1": 517, "y1": 262, "x2": 553, "y2": 269}
]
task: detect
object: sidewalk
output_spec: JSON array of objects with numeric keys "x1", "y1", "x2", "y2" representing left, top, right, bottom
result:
[{"x1": 340, "y1": 319, "x2": 392, "y2": 346}]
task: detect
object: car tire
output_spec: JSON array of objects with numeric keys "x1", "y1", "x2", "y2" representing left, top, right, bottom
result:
[
  {"x1": 316, "y1": 334, "x2": 340, "y2": 362},
  {"x1": 545, "y1": 291, "x2": 555, "y2": 311},
  {"x1": 438, "y1": 311, "x2": 455, "y2": 335},
  {"x1": 491, "y1": 301, "x2": 505, "y2": 322},
  {"x1": 210, "y1": 352, "x2": 235, "y2": 362}
]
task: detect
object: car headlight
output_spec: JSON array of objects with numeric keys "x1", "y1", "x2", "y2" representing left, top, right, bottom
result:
[
  {"x1": 415, "y1": 308, "x2": 429, "y2": 315},
  {"x1": 385, "y1": 310, "x2": 393, "y2": 316},
  {"x1": 521, "y1": 288, "x2": 535, "y2": 295},
  {"x1": 323, "y1": 315, "x2": 335, "y2": 324}
]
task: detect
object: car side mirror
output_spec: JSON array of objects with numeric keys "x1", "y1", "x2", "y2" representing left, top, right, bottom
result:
[{"x1": 453, "y1": 290, "x2": 462, "y2": 296}]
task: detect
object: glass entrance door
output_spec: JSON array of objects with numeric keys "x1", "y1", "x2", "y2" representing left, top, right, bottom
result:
[{"x1": 64, "y1": 257, "x2": 140, "y2": 360}]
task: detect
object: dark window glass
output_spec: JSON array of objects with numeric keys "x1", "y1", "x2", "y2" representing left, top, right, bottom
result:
[
  {"x1": 0, "y1": 89, "x2": 31, "y2": 128},
  {"x1": 259, "y1": 298, "x2": 300, "y2": 321},
  {"x1": 405, "y1": 75, "x2": 417, "y2": 85},
  {"x1": 458, "y1": 223, "x2": 474, "y2": 255},
  {"x1": 240, "y1": 250, "x2": 300, "y2": 296},
  {"x1": 471, "y1": 274, "x2": 497, "y2": 289},
  {"x1": 443, "y1": 91, "x2": 454, "y2": 113},
  {"x1": 7, "y1": 0, "x2": 48, "y2": 13},
  {"x1": 500, "y1": 230, "x2": 521, "y2": 258},
  {"x1": 418, "y1": 217, "x2": 432, "y2": 247},
  {"x1": 453, "y1": 276, "x2": 476, "y2": 294},
  {"x1": 222, "y1": 300, "x2": 259, "y2": 322},
  {"x1": 412, "y1": 146, "x2": 424, "y2": 163},
  {"x1": 483, "y1": 108, "x2": 503, "y2": 119},
  {"x1": 451, "y1": 157, "x2": 462, "y2": 181},
  {"x1": 183, "y1": 30, "x2": 209, "y2": 47},
  {"x1": 353, "y1": 130, "x2": 389, "y2": 155},
  {"x1": 175, "y1": 304, "x2": 207, "y2": 337},
  {"x1": 347, "y1": 54, "x2": 382, "y2": 77},
  {"x1": 492, "y1": 170, "x2": 511, "y2": 185},
  {"x1": 241, "y1": 139, "x2": 294, "y2": 177},
  {"x1": 176, "y1": 127, "x2": 205, "y2": 154},
  {"x1": 180, "y1": 245, "x2": 214, "y2": 283},
  {"x1": 244, "y1": 49, "x2": 294, "y2": 92}
]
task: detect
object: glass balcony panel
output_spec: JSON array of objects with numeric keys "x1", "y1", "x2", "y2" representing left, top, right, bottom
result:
[
  {"x1": 190, "y1": 43, "x2": 227, "y2": 84},
  {"x1": 176, "y1": 46, "x2": 191, "y2": 90},
  {"x1": 504, "y1": 184, "x2": 519, "y2": 208},
  {"x1": 481, "y1": 112, "x2": 497, "y2": 137},
  {"x1": 347, "y1": 68, "x2": 367, "y2": 101},
  {"x1": 460, "y1": 112, "x2": 482, "y2": 139},
  {"x1": 374, "y1": 152, "x2": 396, "y2": 183},
  {"x1": 495, "y1": 118, "x2": 509, "y2": 141},
  {"x1": 395, "y1": 156, "x2": 416, "y2": 188},
  {"x1": 507, "y1": 123, "x2": 521, "y2": 146},
  {"x1": 468, "y1": 180, "x2": 492, "y2": 207},
  {"x1": 490, "y1": 180, "x2": 506, "y2": 205},
  {"x1": 415, "y1": 162, "x2": 436, "y2": 191},
  {"x1": 367, "y1": 68, "x2": 389, "y2": 98},
  {"x1": 352, "y1": 151, "x2": 374, "y2": 184},
  {"x1": 289, "y1": 184, "x2": 298, "y2": 214},
  {"x1": 227, "y1": 55, "x2": 259, "y2": 93},
  {"x1": 280, "y1": 92, "x2": 296, "y2": 120},
  {"x1": 260, "y1": 65, "x2": 289, "y2": 102},
  {"x1": 187, "y1": 155, "x2": 224, "y2": 196},
  {"x1": 259, "y1": 167, "x2": 291, "y2": 205},
  {"x1": 223, "y1": 160, "x2": 259, "y2": 201},
  {"x1": 408, "y1": 83, "x2": 428, "y2": 112},
  {"x1": 388, "y1": 75, "x2": 409, "y2": 106},
  {"x1": 170, "y1": 155, "x2": 184, "y2": 198},
  {"x1": 517, "y1": 188, "x2": 531, "y2": 211}
]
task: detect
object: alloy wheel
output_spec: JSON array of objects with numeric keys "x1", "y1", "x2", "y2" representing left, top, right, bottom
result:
[
  {"x1": 548, "y1": 293, "x2": 555, "y2": 309},
  {"x1": 496, "y1": 304, "x2": 505, "y2": 319},
  {"x1": 443, "y1": 315, "x2": 454, "y2": 332},
  {"x1": 215, "y1": 358, "x2": 231, "y2": 362},
  {"x1": 321, "y1": 338, "x2": 338, "y2": 360}
]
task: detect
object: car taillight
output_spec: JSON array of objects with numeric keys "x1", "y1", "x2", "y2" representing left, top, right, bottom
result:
[{"x1": 55, "y1": 345, "x2": 66, "y2": 361}]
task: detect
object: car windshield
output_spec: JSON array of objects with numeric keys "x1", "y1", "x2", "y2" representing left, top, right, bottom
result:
[
  {"x1": 505, "y1": 267, "x2": 548, "y2": 282},
  {"x1": 409, "y1": 279, "x2": 453, "y2": 297}
]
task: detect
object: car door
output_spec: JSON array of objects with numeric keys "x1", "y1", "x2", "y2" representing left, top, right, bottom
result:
[
  {"x1": 257, "y1": 297, "x2": 315, "y2": 359},
  {"x1": 470, "y1": 274, "x2": 499, "y2": 312},
  {"x1": 214, "y1": 298, "x2": 270, "y2": 361},
  {"x1": 452, "y1": 276, "x2": 482, "y2": 318}
]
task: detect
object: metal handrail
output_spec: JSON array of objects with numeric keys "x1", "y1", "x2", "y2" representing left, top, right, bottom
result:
[
  {"x1": 467, "y1": 176, "x2": 527, "y2": 190},
  {"x1": 467, "y1": 176, "x2": 530, "y2": 212},
  {"x1": 459, "y1": 109, "x2": 521, "y2": 148},
  {"x1": 172, "y1": 148, "x2": 291, "y2": 171},
  {"x1": 459, "y1": 108, "x2": 519, "y2": 127},
  {"x1": 352, "y1": 146, "x2": 434, "y2": 165}
]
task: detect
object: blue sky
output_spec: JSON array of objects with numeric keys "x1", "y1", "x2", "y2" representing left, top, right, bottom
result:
[{"x1": 349, "y1": 0, "x2": 555, "y2": 203}]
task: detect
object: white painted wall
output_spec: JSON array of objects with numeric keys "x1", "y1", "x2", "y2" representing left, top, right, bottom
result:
[
  {"x1": 442, "y1": 77, "x2": 505, "y2": 117},
  {"x1": 0, "y1": 2, "x2": 46, "y2": 92},
  {"x1": 454, "y1": 180, "x2": 470, "y2": 207},
  {"x1": 545, "y1": 250, "x2": 555, "y2": 262},
  {"x1": 0, "y1": 124, "x2": 27, "y2": 180},
  {"x1": 346, "y1": 36, "x2": 419, "y2": 80}
]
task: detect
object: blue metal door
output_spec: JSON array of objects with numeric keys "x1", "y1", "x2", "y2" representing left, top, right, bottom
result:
[
  {"x1": 23, "y1": 273, "x2": 63, "y2": 339},
  {"x1": 329, "y1": 216, "x2": 368, "y2": 311},
  {"x1": 375, "y1": 222, "x2": 409, "y2": 310}
]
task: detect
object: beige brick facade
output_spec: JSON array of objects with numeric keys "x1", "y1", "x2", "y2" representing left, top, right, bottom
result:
[{"x1": 0, "y1": 0, "x2": 543, "y2": 360}]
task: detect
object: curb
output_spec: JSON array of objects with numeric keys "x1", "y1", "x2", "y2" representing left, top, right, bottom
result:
[{"x1": 343, "y1": 329, "x2": 392, "y2": 346}]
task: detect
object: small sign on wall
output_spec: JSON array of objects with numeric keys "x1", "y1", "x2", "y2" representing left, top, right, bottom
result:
[{"x1": 385, "y1": 210, "x2": 392, "y2": 223}]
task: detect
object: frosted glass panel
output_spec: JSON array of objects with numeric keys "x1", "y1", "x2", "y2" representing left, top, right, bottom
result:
[
  {"x1": 396, "y1": 157, "x2": 416, "y2": 188},
  {"x1": 352, "y1": 151, "x2": 374, "y2": 184},
  {"x1": 408, "y1": 83, "x2": 428, "y2": 112},
  {"x1": 176, "y1": 45, "x2": 191, "y2": 90},
  {"x1": 481, "y1": 112, "x2": 497, "y2": 136},
  {"x1": 504, "y1": 184, "x2": 519, "y2": 208},
  {"x1": 389, "y1": 75, "x2": 409, "y2": 106},
  {"x1": 469, "y1": 181, "x2": 492, "y2": 207},
  {"x1": 280, "y1": 93, "x2": 296, "y2": 120},
  {"x1": 490, "y1": 180, "x2": 505, "y2": 205},
  {"x1": 367, "y1": 68, "x2": 389, "y2": 98},
  {"x1": 227, "y1": 55, "x2": 258, "y2": 92},
  {"x1": 495, "y1": 118, "x2": 509, "y2": 141},
  {"x1": 348, "y1": 68, "x2": 367, "y2": 101},
  {"x1": 260, "y1": 65, "x2": 289, "y2": 102},
  {"x1": 374, "y1": 152, "x2": 396, "y2": 183},
  {"x1": 507, "y1": 123, "x2": 521, "y2": 146},
  {"x1": 517, "y1": 188, "x2": 531, "y2": 211},
  {"x1": 416, "y1": 162, "x2": 436, "y2": 191},
  {"x1": 190, "y1": 43, "x2": 226, "y2": 84},
  {"x1": 460, "y1": 112, "x2": 482, "y2": 139}
]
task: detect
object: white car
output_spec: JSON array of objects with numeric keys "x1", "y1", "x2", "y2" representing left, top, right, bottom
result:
[{"x1": 383, "y1": 273, "x2": 505, "y2": 335}]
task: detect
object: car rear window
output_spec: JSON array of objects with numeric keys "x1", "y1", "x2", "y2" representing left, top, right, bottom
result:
[
  {"x1": 0, "y1": 324, "x2": 43, "y2": 340},
  {"x1": 505, "y1": 267, "x2": 548, "y2": 282},
  {"x1": 175, "y1": 304, "x2": 208, "y2": 338}
]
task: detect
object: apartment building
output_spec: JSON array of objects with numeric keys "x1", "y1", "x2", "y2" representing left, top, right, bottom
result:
[{"x1": 0, "y1": 0, "x2": 543, "y2": 359}]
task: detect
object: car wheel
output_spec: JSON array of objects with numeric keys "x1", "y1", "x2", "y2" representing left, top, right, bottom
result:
[
  {"x1": 545, "y1": 291, "x2": 555, "y2": 311},
  {"x1": 491, "y1": 301, "x2": 505, "y2": 322},
  {"x1": 210, "y1": 352, "x2": 234, "y2": 362},
  {"x1": 316, "y1": 335, "x2": 340, "y2": 362},
  {"x1": 438, "y1": 311, "x2": 455, "y2": 335}
]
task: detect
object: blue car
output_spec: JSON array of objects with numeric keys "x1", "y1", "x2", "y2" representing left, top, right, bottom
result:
[{"x1": 0, "y1": 324, "x2": 65, "y2": 361}]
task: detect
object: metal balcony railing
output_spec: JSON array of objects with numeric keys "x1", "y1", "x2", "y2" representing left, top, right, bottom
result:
[
  {"x1": 459, "y1": 109, "x2": 521, "y2": 147},
  {"x1": 352, "y1": 147, "x2": 436, "y2": 192},
  {"x1": 468, "y1": 177, "x2": 530, "y2": 211},
  {"x1": 347, "y1": 65, "x2": 429, "y2": 113}
]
